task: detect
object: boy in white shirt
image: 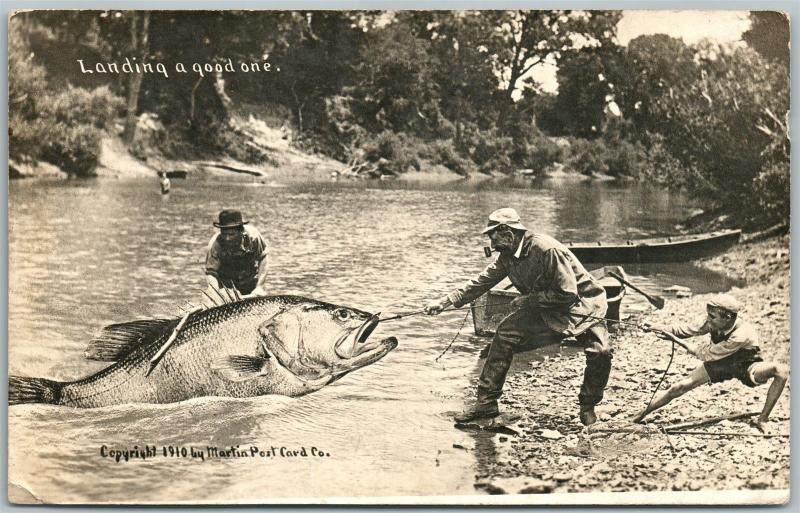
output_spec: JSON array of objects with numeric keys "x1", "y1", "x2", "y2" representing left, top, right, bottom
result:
[{"x1": 632, "y1": 295, "x2": 788, "y2": 431}]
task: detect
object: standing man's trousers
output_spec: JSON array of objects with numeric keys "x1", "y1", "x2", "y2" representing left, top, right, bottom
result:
[{"x1": 476, "y1": 308, "x2": 612, "y2": 408}]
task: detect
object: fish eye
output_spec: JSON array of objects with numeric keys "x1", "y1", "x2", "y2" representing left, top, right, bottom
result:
[{"x1": 335, "y1": 309, "x2": 351, "y2": 321}]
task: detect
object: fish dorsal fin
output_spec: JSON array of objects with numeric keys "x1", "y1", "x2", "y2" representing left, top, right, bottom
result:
[{"x1": 85, "y1": 319, "x2": 177, "y2": 361}]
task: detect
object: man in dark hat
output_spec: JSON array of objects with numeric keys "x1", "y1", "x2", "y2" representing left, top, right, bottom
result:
[
  {"x1": 424, "y1": 207, "x2": 612, "y2": 425},
  {"x1": 205, "y1": 209, "x2": 268, "y2": 297}
]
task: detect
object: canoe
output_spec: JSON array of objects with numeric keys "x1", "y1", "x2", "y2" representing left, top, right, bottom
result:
[
  {"x1": 565, "y1": 230, "x2": 741, "y2": 264},
  {"x1": 471, "y1": 267, "x2": 626, "y2": 337}
]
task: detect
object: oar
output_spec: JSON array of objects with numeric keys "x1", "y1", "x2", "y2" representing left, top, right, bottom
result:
[{"x1": 608, "y1": 270, "x2": 666, "y2": 310}]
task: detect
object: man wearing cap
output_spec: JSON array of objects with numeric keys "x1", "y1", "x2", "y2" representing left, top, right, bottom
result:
[
  {"x1": 424, "y1": 207, "x2": 612, "y2": 425},
  {"x1": 633, "y1": 294, "x2": 788, "y2": 430},
  {"x1": 205, "y1": 209, "x2": 268, "y2": 297}
]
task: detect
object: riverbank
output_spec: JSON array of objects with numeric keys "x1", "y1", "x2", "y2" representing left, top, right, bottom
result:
[
  {"x1": 10, "y1": 124, "x2": 348, "y2": 182},
  {"x1": 466, "y1": 234, "x2": 790, "y2": 497},
  {"x1": 8, "y1": 122, "x2": 615, "y2": 184}
]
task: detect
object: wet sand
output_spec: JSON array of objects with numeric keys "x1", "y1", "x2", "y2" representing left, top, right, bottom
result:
[{"x1": 466, "y1": 234, "x2": 790, "y2": 495}]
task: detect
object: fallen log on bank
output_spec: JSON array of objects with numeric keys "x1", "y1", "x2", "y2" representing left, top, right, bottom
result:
[
  {"x1": 666, "y1": 430, "x2": 789, "y2": 438},
  {"x1": 665, "y1": 411, "x2": 759, "y2": 431},
  {"x1": 587, "y1": 411, "x2": 790, "y2": 438},
  {"x1": 197, "y1": 161, "x2": 265, "y2": 176}
]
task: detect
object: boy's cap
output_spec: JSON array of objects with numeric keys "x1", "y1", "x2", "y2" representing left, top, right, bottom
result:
[{"x1": 707, "y1": 294, "x2": 740, "y2": 314}]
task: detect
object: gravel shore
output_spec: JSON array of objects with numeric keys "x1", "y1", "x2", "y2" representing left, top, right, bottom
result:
[{"x1": 465, "y1": 234, "x2": 790, "y2": 496}]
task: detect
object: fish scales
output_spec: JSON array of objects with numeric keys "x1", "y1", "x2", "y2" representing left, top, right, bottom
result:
[
  {"x1": 10, "y1": 296, "x2": 398, "y2": 407},
  {"x1": 61, "y1": 301, "x2": 281, "y2": 406}
]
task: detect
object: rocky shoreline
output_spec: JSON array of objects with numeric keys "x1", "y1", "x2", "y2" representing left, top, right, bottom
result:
[{"x1": 465, "y1": 234, "x2": 790, "y2": 496}]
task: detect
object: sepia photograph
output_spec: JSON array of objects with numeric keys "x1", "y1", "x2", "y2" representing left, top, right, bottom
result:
[{"x1": 6, "y1": 9, "x2": 791, "y2": 505}]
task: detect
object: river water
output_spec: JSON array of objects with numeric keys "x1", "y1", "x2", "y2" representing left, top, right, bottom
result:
[{"x1": 7, "y1": 174, "x2": 740, "y2": 503}]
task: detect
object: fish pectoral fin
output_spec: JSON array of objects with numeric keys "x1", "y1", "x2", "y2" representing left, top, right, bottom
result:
[
  {"x1": 212, "y1": 355, "x2": 271, "y2": 382},
  {"x1": 85, "y1": 318, "x2": 178, "y2": 361}
]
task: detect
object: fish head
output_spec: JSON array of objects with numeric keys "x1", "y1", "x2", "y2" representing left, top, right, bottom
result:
[{"x1": 259, "y1": 298, "x2": 397, "y2": 383}]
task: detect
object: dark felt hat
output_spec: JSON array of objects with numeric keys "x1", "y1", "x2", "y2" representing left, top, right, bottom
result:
[{"x1": 214, "y1": 209, "x2": 249, "y2": 229}]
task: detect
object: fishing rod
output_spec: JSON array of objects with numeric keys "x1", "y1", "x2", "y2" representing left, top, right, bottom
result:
[
  {"x1": 395, "y1": 301, "x2": 686, "y2": 418},
  {"x1": 376, "y1": 302, "x2": 521, "y2": 363},
  {"x1": 379, "y1": 302, "x2": 689, "y2": 350},
  {"x1": 380, "y1": 299, "x2": 691, "y2": 400},
  {"x1": 571, "y1": 312, "x2": 690, "y2": 351},
  {"x1": 376, "y1": 302, "x2": 516, "y2": 323}
]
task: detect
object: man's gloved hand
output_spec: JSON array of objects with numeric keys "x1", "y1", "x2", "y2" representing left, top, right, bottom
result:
[
  {"x1": 424, "y1": 298, "x2": 449, "y2": 315},
  {"x1": 510, "y1": 294, "x2": 532, "y2": 309}
]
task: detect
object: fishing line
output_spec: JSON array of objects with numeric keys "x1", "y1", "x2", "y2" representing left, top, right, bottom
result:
[
  {"x1": 383, "y1": 301, "x2": 686, "y2": 406},
  {"x1": 571, "y1": 311, "x2": 686, "y2": 412},
  {"x1": 644, "y1": 338, "x2": 676, "y2": 414},
  {"x1": 434, "y1": 308, "x2": 472, "y2": 363}
]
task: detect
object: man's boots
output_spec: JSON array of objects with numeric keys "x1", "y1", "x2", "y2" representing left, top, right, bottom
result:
[
  {"x1": 454, "y1": 399, "x2": 500, "y2": 423},
  {"x1": 579, "y1": 404, "x2": 597, "y2": 426}
]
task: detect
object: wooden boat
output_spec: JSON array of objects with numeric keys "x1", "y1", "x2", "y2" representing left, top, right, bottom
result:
[
  {"x1": 471, "y1": 267, "x2": 626, "y2": 337},
  {"x1": 565, "y1": 230, "x2": 741, "y2": 264},
  {"x1": 166, "y1": 170, "x2": 188, "y2": 179}
]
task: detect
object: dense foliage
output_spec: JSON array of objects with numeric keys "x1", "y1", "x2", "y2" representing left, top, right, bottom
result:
[
  {"x1": 8, "y1": 10, "x2": 789, "y2": 227},
  {"x1": 9, "y1": 23, "x2": 122, "y2": 176}
]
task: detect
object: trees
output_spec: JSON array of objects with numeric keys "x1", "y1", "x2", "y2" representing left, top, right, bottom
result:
[
  {"x1": 23, "y1": 11, "x2": 153, "y2": 144},
  {"x1": 122, "y1": 11, "x2": 150, "y2": 144},
  {"x1": 12, "y1": 8, "x2": 788, "y2": 225},
  {"x1": 256, "y1": 11, "x2": 364, "y2": 133},
  {"x1": 649, "y1": 45, "x2": 789, "y2": 226},
  {"x1": 548, "y1": 46, "x2": 622, "y2": 138},
  {"x1": 9, "y1": 16, "x2": 122, "y2": 176},
  {"x1": 613, "y1": 35, "x2": 697, "y2": 139},
  {"x1": 484, "y1": 11, "x2": 621, "y2": 108},
  {"x1": 742, "y1": 11, "x2": 790, "y2": 67}
]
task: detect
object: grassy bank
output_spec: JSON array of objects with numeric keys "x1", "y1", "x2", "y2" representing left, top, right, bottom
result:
[{"x1": 465, "y1": 234, "x2": 790, "y2": 495}]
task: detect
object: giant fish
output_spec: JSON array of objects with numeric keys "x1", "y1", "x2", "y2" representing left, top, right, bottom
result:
[{"x1": 9, "y1": 295, "x2": 397, "y2": 407}]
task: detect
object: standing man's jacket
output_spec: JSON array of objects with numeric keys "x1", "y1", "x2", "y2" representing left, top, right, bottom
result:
[{"x1": 447, "y1": 232, "x2": 607, "y2": 336}]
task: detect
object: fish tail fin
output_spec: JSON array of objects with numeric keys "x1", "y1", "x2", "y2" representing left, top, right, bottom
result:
[{"x1": 9, "y1": 376, "x2": 63, "y2": 405}]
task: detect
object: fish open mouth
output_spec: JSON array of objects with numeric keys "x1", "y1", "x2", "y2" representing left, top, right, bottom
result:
[
  {"x1": 356, "y1": 314, "x2": 379, "y2": 344},
  {"x1": 331, "y1": 336, "x2": 398, "y2": 378},
  {"x1": 334, "y1": 315, "x2": 382, "y2": 359}
]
